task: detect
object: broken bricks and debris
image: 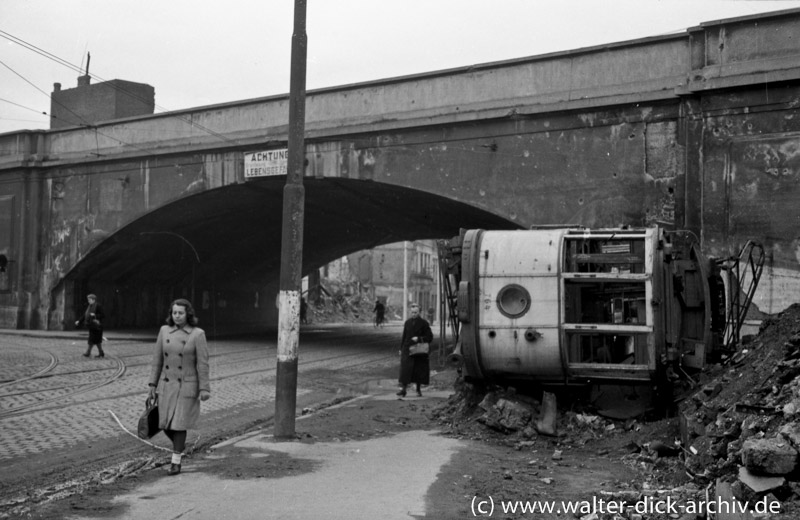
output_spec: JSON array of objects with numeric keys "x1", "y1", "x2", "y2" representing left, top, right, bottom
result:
[{"x1": 430, "y1": 303, "x2": 800, "y2": 519}]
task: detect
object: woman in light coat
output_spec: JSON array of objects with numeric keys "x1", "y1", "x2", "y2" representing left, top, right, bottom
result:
[{"x1": 148, "y1": 299, "x2": 210, "y2": 475}]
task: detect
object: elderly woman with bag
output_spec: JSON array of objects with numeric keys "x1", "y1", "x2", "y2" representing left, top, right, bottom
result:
[
  {"x1": 147, "y1": 298, "x2": 210, "y2": 475},
  {"x1": 397, "y1": 302, "x2": 433, "y2": 397}
]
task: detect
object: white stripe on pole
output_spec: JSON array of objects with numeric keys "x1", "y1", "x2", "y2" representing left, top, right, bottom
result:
[{"x1": 277, "y1": 290, "x2": 300, "y2": 362}]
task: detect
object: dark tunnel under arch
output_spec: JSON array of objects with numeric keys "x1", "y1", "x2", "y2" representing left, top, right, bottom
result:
[{"x1": 62, "y1": 177, "x2": 521, "y2": 330}]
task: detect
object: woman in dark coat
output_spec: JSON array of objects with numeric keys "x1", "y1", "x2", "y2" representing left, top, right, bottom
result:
[
  {"x1": 75, "y1": 294, "x2": 104, "y2": 358},
  {"x1": 397, "y1": 302, "x2": 433, "y2": 397},
  {"x1": 147, "y1": 299, "x2": 210, "y2": 475}
]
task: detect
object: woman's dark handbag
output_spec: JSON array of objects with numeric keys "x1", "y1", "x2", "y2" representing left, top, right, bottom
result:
[
  {"x1": 409, "y1": 342, "x2": 430, "y2": 356},
  {"x1": 137, "y1": 395, "x2": 160, "y2": 439}
]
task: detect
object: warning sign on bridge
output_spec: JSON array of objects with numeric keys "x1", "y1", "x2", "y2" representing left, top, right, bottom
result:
[{"x1": 244, "y1": 149, "x2": 288, "y2": 178}]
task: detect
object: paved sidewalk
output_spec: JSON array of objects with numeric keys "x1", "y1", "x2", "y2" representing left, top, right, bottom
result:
[{"x1": 66, "y1": 387, "x2": 463, "y2": 520}]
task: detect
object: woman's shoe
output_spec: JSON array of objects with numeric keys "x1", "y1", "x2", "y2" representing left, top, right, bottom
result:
[
  {"x1": 416, "y1": 390, "x2": 423, "y2": 397},
  {"x1": 168, "y1": 463, "x2": 181, "y2": 475},
  {"x1": 396, "y1": 389, "x2": 406, "y2": 397}
]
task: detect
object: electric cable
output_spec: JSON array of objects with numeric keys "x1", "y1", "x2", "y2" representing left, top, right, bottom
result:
[
  {"x1": 0, "y1": 96, "x2": 46, "y2": 114},
  {"x1": 0, "y1": 58, "x2": 212, "y2": 160},
  {"x1": 0, "y1": 29, "x2": 244, "y2": 147}
]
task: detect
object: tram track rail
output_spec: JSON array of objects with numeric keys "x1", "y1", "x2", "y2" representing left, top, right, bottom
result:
[
  {"x1": 1, "y1": 344, "x2": 400, "y2": 419},
  {"x1": 0, "y1": 331, "x2": 389, "y2": 390},
  {"x1": 0, "y1": 350, "x2": 58, "y2": 389},
  {"x1": 0, "y1": 340, "x2": 392, "y2": 400},
  {"x1": 0, "y1": 354, "x2": 127, "y2": 419},
  {"x1": 0, "y1": 328, "x2": 399, "y2": 420}
]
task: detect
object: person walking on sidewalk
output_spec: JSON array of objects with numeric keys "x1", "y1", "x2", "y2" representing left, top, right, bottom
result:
[
  {"x1": 74, "y1": 294, "x2": 105, "y2": 358},
  {"x1": 147, "y1": 298, "x2": 211, "y2": 476},
  {"x1": 373, "y1": 299, "x2": 386, "y2": 327},
  {"x1": 397, "y1": 302, "x2": 433, "y2": 397}
]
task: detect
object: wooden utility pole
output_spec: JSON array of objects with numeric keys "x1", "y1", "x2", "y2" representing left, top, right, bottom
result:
[{"x1": 274, "y1": 0, "x2": 307, "y2": 439}]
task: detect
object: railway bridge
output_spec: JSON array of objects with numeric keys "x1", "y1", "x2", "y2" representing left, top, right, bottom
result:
[{"x1": 2, "y1": 9, "x2": 800, "y2": 330}]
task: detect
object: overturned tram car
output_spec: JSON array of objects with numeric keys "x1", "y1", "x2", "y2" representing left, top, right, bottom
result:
[{"x1": 445, "y1": 226, "x2": 760, "y2": 390}]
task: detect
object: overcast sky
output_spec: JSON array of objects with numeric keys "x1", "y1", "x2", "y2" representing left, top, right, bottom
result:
[{"x1": 2, "y1": 0, "x2": 800, "y2": 135}]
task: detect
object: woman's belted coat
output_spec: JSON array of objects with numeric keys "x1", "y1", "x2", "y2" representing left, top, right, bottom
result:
[{"x1": 149, "y1": 325, "x2": 210, "y2": 431}]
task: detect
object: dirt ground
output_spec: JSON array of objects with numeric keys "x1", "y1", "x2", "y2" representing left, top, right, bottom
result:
[
  {"x1": 285, "y1": 380, "x2": 689, "y2": 520},
  {"x1": 3, "y1": 368, "x2": 688, "y2": 520},
  {"x1": 7, "y1": 304, "x2": 800, "y2": 519}
]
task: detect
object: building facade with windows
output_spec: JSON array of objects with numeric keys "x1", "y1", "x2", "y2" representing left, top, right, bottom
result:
[{"x1": 345, "y1": 240, "x2": 439, "y2": 323}]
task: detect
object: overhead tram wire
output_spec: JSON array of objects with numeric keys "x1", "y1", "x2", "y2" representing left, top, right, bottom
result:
[
  {"x1": 0, "y1": 69, "x2": 209, "y2": 170},
  {"x1": 0, "y1": 96, "x2": 47, "y2": 115},
  {"x1": 0, "y1": 58, "x2": 227, "y2": 172},
  {"x1": 0, "y1": 96, "x2": 48, "y2": 133},
  {"x1": 0, "y1": 29, "x2": 245, "y2": 148},
  {"x1": 0, "y1": 31, "x2": 236, "y2": 148},
  {"x1": 0, "y1": 29, "x2": 84, "y2": 75},
  {"x1": 0, "y1": 118, "x2": 46, "y2": 124},
  {"x1": 0, "y1": 59, "x2": 165, "y2": 159}
]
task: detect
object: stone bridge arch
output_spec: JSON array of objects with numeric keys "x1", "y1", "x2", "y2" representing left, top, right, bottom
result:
[{"x1": 54, "y1": 176, "x2": 517, "y2": 330}]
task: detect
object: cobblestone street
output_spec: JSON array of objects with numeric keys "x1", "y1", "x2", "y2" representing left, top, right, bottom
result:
[{"x1": 0, "y1": 324, "x2": 401, "y2": 466}]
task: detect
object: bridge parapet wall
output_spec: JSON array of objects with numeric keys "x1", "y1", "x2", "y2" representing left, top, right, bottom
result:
[{"x1": 1, "y1": 9, "x2": 798, "y2": 169}]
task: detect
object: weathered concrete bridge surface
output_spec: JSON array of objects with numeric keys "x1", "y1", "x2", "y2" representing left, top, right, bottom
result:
[{"x1": 2, "y1": 9, "x2": 800, "y2": 330}]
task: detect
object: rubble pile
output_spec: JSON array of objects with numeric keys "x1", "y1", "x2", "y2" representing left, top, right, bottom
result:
[
  {"x1": 431, "y1": 303, "x2": 800, "y2": 518},
  {"x1": 308, "y1": 296, "x2": 375, "y2": 324},
  {"x1": 430, "y1": 379, "x2": 633, "y2": 446},
  {"x1": 307, "y1": 281, "x2": 401, "y2": 324},
  {"x1": 679, "y1": 303, "x2": 800, "y2": 514},
  {"x1": 430, "y1": 380, "x2": 708, "y2": 519}
]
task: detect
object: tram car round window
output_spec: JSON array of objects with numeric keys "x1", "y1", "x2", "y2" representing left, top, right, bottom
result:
[{"x1": 496, "y1": 283, "x2": 531, "y2": 319}]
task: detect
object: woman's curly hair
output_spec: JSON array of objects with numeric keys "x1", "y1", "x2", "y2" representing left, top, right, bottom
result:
[{"x1": 166, "y1": 298, "x2": 199, "y2": 326}]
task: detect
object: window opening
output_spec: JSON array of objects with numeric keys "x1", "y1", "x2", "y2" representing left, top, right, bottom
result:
[{"x1": 496, "y1": 284, "x2": 531, "y2": 319}]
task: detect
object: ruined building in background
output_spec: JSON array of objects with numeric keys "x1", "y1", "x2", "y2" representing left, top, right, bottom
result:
[{"x1": 313, "y1": 241, "x2": 440, "y2": 321}]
